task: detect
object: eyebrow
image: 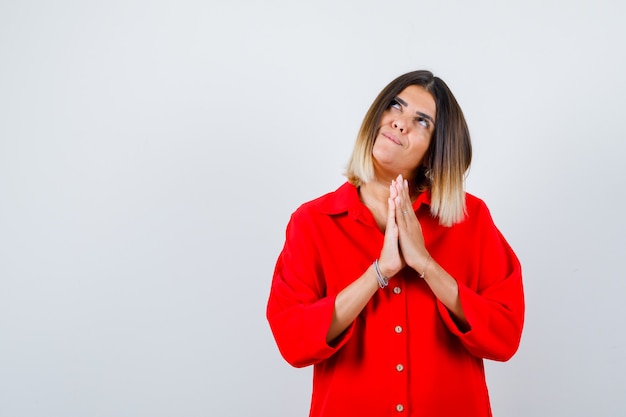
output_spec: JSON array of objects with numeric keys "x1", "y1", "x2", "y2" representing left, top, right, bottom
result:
[{"x1": 394, "y1": 96, "x2": 436, "y2": 125}]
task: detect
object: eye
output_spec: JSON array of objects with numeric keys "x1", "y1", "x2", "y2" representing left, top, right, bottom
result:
[
  {"x1": 389, "y1": 99, "x2": 402, "y2": 111},
  {"x1": 415, "y1": 117, "x2": 429, "y2": 129}
]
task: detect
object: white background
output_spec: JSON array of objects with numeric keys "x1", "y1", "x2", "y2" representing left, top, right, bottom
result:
[{"x1": 1, "y1": 1, "x2": 625, "y2": 416}]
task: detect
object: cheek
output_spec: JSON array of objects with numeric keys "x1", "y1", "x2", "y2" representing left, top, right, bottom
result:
[
  {"x1": 408, "y1": 134, "x2": 431, "y2": 159},
  {"x1": 413, "y1": 131, "x2": 432, "y2": 147},
  {"x1": 378, "y1": 112, "x2": 393, "y2": 126}
]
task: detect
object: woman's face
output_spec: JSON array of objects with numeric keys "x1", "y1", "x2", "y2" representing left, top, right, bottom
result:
[{"x1": 372, "y1": 84, "x2": 436, "y2": 181}]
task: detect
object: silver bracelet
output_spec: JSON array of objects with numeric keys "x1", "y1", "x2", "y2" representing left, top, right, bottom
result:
[
  {"x1": 419, "y1": 255, "x2": 432, "y2": 279},
  {"x1": 374, "y1": 259, "x2": 389, "y2": 288}
]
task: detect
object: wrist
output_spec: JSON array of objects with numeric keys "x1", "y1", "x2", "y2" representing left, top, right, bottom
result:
[
  {"x1": 408, "y1": 252, "x2": 431, "y2": 276},
  {"x1": 418, "y1": 254, "x2": 432, "y2": 279},
  {"x1": 376, "y1": 259, "x2": 395, "y2": 279},
  {"x1": 373, "y1": 259, "x2": 389, "y2": 288}
]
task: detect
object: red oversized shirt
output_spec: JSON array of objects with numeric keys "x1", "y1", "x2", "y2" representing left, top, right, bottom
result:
[{"x1": 267, "y1": 182, "x2": 524, "y2": 417}]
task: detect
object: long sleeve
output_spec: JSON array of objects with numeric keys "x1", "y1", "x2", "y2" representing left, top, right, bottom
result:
[
  {"x1": 266, "y1": 209, "x2": 355, "y2": 368},
  {"x1": 436, "y1": 199, "x2": 525, "y2": 361}
]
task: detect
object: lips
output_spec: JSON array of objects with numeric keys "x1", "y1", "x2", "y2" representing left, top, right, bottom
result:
[{"x1": 382, "y1": 132, "x2": 401, "y2": 146}]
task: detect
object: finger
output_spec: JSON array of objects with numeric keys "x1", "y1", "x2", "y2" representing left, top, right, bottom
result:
[
  {"x1": 387, "y1": 195, "x2": 396, "y2": 229},
  {"x1": 401, "y1": 179, "x2": 412, "y2": 208},
  {"x1": 393, "y1": 185, "x2": 411, "y2": 224},
  {"x1": 389, "y1": 179, "x2": 398, "y2": 200},
  {"x1": 393, "y1": 176, "x2": 407, "y2": 205},
  {"x1": 390, "y1": 180, "x2": 402, "y2": 211},
  {"x1": 385, "y1": 197, "x2": 400, "y2": 250},
  {"x1": 399, "y1": 179, "x2": 416, "y2": 219},
  {"x1": 394, "y1": 176, "x2": 404, "y2": 196},
  {"x1": 394, "y1": 192, "x2": 406, "y2": 227},
  {"x1": 388, "y1": 181, "x2": 398, "y2": 222}
]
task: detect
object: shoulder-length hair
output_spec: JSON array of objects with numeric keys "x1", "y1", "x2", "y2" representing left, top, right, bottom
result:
[{"x1": 345, "y1": 70, "x2": 472, "y2": 227}]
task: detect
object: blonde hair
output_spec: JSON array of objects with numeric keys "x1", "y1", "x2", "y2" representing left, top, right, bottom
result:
[{"x1": 346, "y1": 70, "x2": 472, "y2": 227}]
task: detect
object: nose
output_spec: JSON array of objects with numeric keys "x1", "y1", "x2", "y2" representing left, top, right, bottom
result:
[{"x1": 393, "y1": 118, "x2": 405, "y2": 133}]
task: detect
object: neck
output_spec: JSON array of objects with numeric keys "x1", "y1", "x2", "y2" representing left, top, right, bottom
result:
[
  {"x1": 359, "y1": 178, "x2": 392, "y2": 205},
  {"x1": 360, "y1": 175, "x2": 418, "y2": 202},
  {"x1": 357, "y1": 180, "x2": 391, "y2": 231}
]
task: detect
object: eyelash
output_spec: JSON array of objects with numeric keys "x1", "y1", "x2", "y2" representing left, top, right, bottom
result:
[
  {"x1": 416, "y1": 117, "x2": 429, "y2": 128},
  {"x1": 389, "y1": 99, "x2": 430, "y2": 129}
]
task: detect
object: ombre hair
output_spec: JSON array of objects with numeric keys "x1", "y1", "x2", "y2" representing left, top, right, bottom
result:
[{"x1": 345, "y1": 70, "x2": 472, "y2": 227}]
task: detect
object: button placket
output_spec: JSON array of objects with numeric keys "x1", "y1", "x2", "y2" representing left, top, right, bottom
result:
[{"x1": 390, "y1": 280, "x2": 408, "y2": 415}]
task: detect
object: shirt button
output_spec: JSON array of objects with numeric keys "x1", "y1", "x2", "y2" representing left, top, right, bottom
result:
[
  {"x1": 396, "y1": 404, "x2": 404, "y2": 412},
  {"x1": 393, "y1": 286, "x2": 401, "y2": 294},
  {"x1": 396, "y1": 363, "x2": 404, "y2": 372},
  {"x1": 394, "y1": 325, "x2": 403, "y2": 334}
]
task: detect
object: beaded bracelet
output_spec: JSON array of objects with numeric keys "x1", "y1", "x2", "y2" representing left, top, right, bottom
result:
[{"x1": 374, "y1": 259, "x2": 389, "y2": 288}]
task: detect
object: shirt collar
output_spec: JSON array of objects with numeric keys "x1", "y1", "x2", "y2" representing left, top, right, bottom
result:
[
  {"x1": 318, "y1": 182, "x2": 360, "y2": 215},
  {"x1": 320, "y1": 182, "x2": 431, "y2": 217},
  {"x1": 412, "y1": 189, "x2": 431, "y2": 211}
]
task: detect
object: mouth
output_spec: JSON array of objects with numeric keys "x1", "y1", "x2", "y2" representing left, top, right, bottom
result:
[{"x1": 382, "y1": 132, "x2": 402, "y2": 146}]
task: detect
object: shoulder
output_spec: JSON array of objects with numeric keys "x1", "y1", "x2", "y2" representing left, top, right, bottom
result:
[
  {"x1": 463, "y1": 192, "x2": 496, "y2": 225},
  {"x1": 464, "y1": 192, "x2": 488, "y2": 213},
  {"x1": 293, "y1": 182, "x2": 355, "y2": 219},
  {"x1": 283, "y1": 183, "x2": 355, "y2": 240}
]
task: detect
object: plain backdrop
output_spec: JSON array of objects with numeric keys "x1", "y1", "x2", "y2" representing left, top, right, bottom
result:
[{"x1": 1, "y1": 1, "x2": 625, "y2": 416}]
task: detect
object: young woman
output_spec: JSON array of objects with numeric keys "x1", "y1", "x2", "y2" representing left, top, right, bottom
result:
[{"x1": 267, "y1": 70, "x2": 524, "y2": 416}]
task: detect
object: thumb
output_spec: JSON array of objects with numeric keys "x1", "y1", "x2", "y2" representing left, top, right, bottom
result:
[{"x1": 385, "y1": 197, "x2": 397, "y2": 237}]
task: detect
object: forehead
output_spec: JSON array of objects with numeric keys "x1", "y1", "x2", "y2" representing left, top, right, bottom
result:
[{"x1": 396, "y1": 85, "x2": 436, "y2": 117}]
